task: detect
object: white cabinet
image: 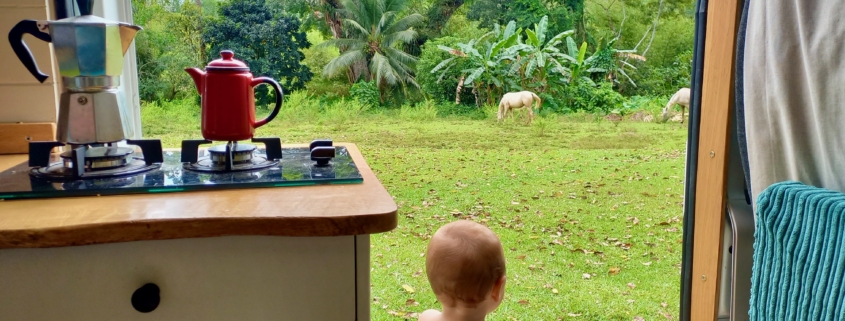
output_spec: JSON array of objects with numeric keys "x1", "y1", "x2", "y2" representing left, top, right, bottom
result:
[{"x1": 0, "y1": 235, "x2": 370, "y2": 320}]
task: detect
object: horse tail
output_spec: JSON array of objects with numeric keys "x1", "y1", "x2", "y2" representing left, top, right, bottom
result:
[{"x1": 532, "y1": 92, "x2": 542, "y2": 110}]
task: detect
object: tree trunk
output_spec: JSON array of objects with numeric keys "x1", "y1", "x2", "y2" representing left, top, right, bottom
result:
[
  {"x1": 194, "y1": 0, "x2": 202, "y2": 7},
  {"x1": 455, "y1": 75, "x2": 465, "y2": 104}
]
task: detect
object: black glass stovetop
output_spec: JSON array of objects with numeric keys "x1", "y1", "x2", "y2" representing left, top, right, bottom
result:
[{"x1": 0, "y1": 146, "x2": 362, "y2": 200}]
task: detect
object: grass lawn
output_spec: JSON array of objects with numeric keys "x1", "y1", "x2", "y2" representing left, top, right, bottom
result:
[{"x1": 143, "y1": 97, "x2": 689, "y2": 320}]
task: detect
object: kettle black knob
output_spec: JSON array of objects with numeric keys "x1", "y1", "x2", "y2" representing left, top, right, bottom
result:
[{"x1": 131, "y1": 283, "x2": 160, "y2": 313}]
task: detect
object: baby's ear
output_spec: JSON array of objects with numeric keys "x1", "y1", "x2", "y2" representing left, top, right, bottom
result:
[{"x1": 491, "y1": 275, "x2": 507, "y2": 302}]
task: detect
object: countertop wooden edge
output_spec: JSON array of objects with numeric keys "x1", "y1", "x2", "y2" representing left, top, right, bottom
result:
[{"x1": 0, "y1": 143, "x2": 398, "y2": 249}]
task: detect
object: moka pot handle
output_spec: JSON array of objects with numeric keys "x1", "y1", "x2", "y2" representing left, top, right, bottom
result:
[
  {"x1": 8, "y1": 20, "x2": 52, "y2": 83},
  {"x1": 251, "y1": 77, "x2": 284, "y2": 128}
]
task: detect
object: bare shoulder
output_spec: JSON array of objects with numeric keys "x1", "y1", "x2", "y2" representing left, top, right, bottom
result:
[{"x1": 418, "y1": 309, "x2": 442, "y2": 321}]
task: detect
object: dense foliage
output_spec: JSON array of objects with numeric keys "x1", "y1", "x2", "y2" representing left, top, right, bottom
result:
[
  {"x1": 204, "y1": 0, "x2": 312, "y2": 104},
  {"x1": 133, "y1": 0, "x2": 312, "y2": 104},
  {"x1": 133, "y1": 0, "x2": 695, "y2": 116},
  {"x1": 467, "y1": 0, "x2": 582, "y2": 41},
  {"x1": 133, "y1": 1, "x2": 204, "y2": 102}
]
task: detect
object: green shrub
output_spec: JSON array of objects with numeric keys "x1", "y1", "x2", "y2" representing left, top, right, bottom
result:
[
  {"x1": 350, "y1": 80, "x2": 381, "y2": 108},
  {"x1": 561, "y1": 82, "x2": 625, "y2": 114}
]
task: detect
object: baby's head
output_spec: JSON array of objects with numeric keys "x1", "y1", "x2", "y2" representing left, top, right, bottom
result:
[{"x1": 425, "y1": 220, "x2": 506, "y2": 310}]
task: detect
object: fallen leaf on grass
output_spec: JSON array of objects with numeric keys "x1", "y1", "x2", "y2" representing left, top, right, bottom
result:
[
  {"x1": 661, "y1": 302, "x2": 668, "y2": 308},
  {"x1": 642, "y1": 261, "x2": 653, "y2": 266},
  {"x1": 582, "y1": 273, "x2": 591, "y2": 279},
  {"x1": 568, "y1": 313, "x2": 582, "y2": 317},
  {"x1": 608, "y1": 267, "x2": 621, "y2": 275},
  {"x1": 516, "y1": 254, "x2": 526, "y2": 260},
  {"x1": 402, "y1": 284, "x2": 415, "y2": 293},
  {"x1": 633, "y1": 317, "x2": 645, "y2": 321},
  {"x1": 627, "y1": 283, "x2": 636, "y2": 289},
  {"x1": 552, "y1": 288, "x2": 559, "y2": 294},
  {"x1": 518, "y1": 300, "x2": 530, "y2": 305}
]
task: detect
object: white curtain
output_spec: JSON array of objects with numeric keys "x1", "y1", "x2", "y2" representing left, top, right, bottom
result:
[
  {"x1": 744, "y1": 1, "x2": 845, "y2": 206},
  {"x1": 94, "y1": 0, "x2": 142, "y2": 139}
]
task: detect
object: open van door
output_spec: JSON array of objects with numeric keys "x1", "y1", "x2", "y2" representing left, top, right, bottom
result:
[{"x1": 679, "y1": 0, "x2": 751, "y2": 320}]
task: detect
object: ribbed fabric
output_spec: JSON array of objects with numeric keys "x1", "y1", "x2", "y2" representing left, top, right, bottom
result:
[{"x1": 751, "y1": 181, "x2": 845, "y2": 320}]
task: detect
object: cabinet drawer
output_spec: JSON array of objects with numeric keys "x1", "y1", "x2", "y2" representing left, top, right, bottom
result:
[{"x1": 0, "y1": 235, "x2": 356, "y2": 320}]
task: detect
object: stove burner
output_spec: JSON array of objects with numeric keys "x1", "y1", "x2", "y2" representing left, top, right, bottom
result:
[
  {"x1": 27, "y1": 139, "x2": 164, "y2": 180},
  {"x1": 207, "y1": 143, "x2": 256, "y2": 165},
  {"x1": 31, "y1": 159, "x2": 159, "y2": 180},
  {"x1": 60, "y1": 146, "x2": 135, "y2": 170},
  {"x1": 181, "y1": 137, "x2": 283, "y2": 173}
]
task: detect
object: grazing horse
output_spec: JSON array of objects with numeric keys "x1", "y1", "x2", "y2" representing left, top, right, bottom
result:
[
  {"x1": 497, "y1": 91, "x2": 542, "y2": 124},
  {"x1": 662, "y1": 88, "x2": 691, "y2": 123}
]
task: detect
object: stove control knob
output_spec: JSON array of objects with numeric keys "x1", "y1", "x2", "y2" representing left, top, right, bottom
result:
[
  {"x1": 131, "y1": 283, "x2": 160, "y2": 313},
  {"x1": 311, "y1": 146, "x2": 335, "y2": 167},
  {"x1": 309, "y1": 139, "x2": 333, "y2": 150}
]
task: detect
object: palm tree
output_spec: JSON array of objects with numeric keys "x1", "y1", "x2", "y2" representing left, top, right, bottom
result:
[{"x1": 320, "y1": 0, "x2": 423, "y2": 97}]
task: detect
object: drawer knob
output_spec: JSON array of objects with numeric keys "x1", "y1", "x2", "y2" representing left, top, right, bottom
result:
[{"x1": 131, "y1": 283, "x2": 160, "y2": 313}]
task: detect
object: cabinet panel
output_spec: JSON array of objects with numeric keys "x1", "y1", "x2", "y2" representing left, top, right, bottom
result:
[{"x1": 0, "y1": 235, "x2": 356, "y2": 320}]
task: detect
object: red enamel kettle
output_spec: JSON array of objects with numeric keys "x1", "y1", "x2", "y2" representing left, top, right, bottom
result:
[{"x1": 186, "y1": 50, "x2": 283, "y2": 141}]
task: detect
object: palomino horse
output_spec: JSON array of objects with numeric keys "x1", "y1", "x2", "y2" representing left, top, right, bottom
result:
[
  {"x1": 662, "y1": 88, "x2": 691, "y2": 123},
  {"x1": 497, "y1": 91, "x2": 542, "y2": 124}
]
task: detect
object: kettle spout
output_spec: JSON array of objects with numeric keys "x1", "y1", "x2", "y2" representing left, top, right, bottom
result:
[
  {"x1": 185, "y1": 68, "x2": 205, "y2": 94},
  {"x1": 118, "y1": 23, "x2": 143, "y2": 55}
]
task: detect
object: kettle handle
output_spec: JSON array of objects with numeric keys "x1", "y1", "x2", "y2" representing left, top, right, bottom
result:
[
  {"x1": 251, "y1": 77, "x2": 284, "y2": 128},
  {"x1": 8, "y1": 20, "x2": 52, "y2": 83}
]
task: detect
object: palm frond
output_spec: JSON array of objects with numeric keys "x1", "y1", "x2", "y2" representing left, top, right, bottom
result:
[
  {"x1": 319, "y1": 38, "x2": 367, "y2": 49},
  {"x1": 323, "y1": 49, "x2": 366, "y2": 77},
  {"x1": 384, "y1": 13, "x2": 424, "y2": 35},
  {"x1": 342, "y1": 19, "x2": 370, "y2": 37},
  {"x1": 384, "y1": 29, "x2": 418, "y2": 46},
  {"x1": 371, "y1": 52, "x2": 399, "y2": 87},
  {"x1": 382, "y1": 0, "x2": 408, "y2": 14},
  {"x1": 376, "y1": 11, "x2": 397, "y2": 36},
  {"x1": 385, "y1": 47, "x2": 418, "y2": 67}
]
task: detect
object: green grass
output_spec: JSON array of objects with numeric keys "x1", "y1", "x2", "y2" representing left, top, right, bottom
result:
[{"x1": 142, "y1": 95, "x2": 689, "y2": 320}]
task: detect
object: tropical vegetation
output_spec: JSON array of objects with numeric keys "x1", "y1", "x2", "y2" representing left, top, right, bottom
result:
[{"x1": 132, "y1": 0, "x2": 697, "y2": 319}]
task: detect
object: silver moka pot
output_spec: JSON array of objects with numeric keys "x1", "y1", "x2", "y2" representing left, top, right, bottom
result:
[{"x1": 9, "y1": 12, "x2": 141, "y2": 145}]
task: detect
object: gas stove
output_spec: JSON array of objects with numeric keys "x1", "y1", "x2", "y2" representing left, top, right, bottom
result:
[{"x1": 0, "y1": 138, "x2": 362, "y2": 200}]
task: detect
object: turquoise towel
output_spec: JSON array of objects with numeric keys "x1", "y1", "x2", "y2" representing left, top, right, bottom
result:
[{"x1": 750, "y1": 181, "x2": 845, "y2": 321}]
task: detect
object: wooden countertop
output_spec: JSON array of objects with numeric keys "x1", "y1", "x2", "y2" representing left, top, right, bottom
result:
[{"x1": 0, "y1": 143, "x2": 397, "y2": 249}]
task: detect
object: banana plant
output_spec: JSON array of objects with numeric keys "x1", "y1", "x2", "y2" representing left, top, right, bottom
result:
[
  {"x1": 563, "y1": 36, "x2": 606, "y2": 86},
  {"x1": 507, "y1": 15, "x2": 575, "y2": 91},
  {"x1": 430, "y1": 21, "x2": 526, "y2": 105}
]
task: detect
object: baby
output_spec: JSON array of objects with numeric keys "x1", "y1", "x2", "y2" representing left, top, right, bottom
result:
[{"x1": 420, "y1": 220, "x2": 507, "y2": 321}]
